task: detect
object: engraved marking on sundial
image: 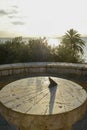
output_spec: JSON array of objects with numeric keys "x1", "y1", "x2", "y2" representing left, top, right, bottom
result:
[{"x1": 0, "y1": 77, "x2": 87, "y2": 115}]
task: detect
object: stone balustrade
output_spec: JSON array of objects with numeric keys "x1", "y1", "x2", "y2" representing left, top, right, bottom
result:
[{"x1": 0, "y1": 62, "x2": 87, "y2": 77}]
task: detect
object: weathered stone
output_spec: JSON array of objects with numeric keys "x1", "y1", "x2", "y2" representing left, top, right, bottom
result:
[
  {"x1": 1, "y1": 70, "x2": 9, "y2": 76},
  {"x1": 0, "y1": 62, "x2": 87, "y2": 77},
  {"x1": 0, "y1": 77, "x2": 87, "y2": 130}
]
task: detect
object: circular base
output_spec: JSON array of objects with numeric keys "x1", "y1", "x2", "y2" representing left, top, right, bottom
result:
[
  {"x1": 0, "y1": 77, "x2": 87, "y2": 130},
  {"x1": 0, "y1": 77, "x2": 86, "y2": 115}
]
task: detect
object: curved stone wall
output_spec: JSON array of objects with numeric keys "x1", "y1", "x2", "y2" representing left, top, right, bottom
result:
[
  {"x1": 0, "y1": 62, "x2": 87, "y2": 130},
  {"x1": 0, "y1": 62, "x2": 87, "y2": 77}
]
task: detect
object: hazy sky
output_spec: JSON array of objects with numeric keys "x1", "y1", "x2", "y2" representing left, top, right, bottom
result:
[{"x1": 0, "y1": 0, "x2": 87, "y2": 37}]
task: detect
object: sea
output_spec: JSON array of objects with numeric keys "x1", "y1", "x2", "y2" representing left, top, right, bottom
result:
[
  {"x1": 0, "y1": 37, "x2": 87, "y2": 63},
  {"x1": 81, "y1": 37, "x2": 87, "y2": 63}
]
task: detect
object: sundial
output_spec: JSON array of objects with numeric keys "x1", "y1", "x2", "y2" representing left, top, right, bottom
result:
[{"x1": 0, "y1": 76, "x2": 87, "y2": 130}]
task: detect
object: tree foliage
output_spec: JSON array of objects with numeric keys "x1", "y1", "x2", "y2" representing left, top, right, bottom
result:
[
  {"x1": 28, "y1": 38, "x2": 52, "y2": 61},
  {"x1": 0, "y1": 37, "x2": 53, "y2": 64},
  {"x1": 0, "y1": 29, "x2": 85, "y2": 64},
  {"x1": 55, "y1": 29, "x2": 85, "y2": 63}
]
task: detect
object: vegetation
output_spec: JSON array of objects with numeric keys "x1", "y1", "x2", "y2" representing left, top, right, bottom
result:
[
  {"x1": 0, "y1": 29, "x2": 85, "y2": 64},
  {"x1": 55, "y1": 29, "x2": 85, "y2": 62}
]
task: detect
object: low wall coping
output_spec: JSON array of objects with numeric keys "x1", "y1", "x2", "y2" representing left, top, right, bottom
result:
[{"x1": 0, "y1": 62, "x2": 87, "y2": 70}]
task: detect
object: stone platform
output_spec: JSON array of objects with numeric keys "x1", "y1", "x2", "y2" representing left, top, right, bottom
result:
[
  {"x1": 0, "y1": 77, "x2": 87, "y2": 130},
  {"x1": 0, "y1": 62, "x2": 87, "y2": 130},
  {"x1": 0, "y1": 110, "x2": 87, "y2": 130}
]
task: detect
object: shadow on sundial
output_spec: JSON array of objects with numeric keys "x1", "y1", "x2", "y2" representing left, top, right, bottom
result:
[{"x1": 48, "y1": 77, "x2": 58, "y2": 114}]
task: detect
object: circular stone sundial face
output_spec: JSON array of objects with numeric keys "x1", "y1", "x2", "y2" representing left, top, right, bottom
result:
[{"x1": 0, "y1": 77, "x2": 87, "y2": 115}]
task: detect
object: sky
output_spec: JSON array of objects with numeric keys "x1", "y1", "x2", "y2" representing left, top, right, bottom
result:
[{"x1": 0, "y1": 0, "x2": 87, "y2": 37}]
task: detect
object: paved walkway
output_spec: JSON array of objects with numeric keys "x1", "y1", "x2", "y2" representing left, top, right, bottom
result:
[{"x1": 0, "y1": 109, "x2": 87, "y2": 130}]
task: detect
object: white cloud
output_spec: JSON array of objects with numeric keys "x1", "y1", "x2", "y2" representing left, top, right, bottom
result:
[{"x1": 0, "y1": 0, "x2": 87, "y2": 37}]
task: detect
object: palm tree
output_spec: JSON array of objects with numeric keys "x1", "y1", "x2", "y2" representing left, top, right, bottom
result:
[
  {"x1": 61, "y1": 29, "x2": 85, "y2": 55},
  {"x1": 61, "y1": 29, "x2": 85, "y2": 62}
]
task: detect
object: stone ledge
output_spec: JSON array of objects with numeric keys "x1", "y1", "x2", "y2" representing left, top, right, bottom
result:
[{"x1": 0, "y1": 62, "x2": 87, "y2": 77}]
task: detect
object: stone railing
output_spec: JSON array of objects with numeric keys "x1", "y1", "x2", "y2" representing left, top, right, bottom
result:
[{"x1": 0, "y1": 62, "x2": 87, "y2": 77}]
